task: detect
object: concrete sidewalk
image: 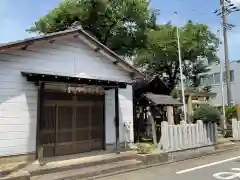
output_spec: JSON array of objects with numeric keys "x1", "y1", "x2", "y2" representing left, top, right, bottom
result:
[
  {"x1": 1, "y1": 141, "x2": 239, "y2": 180},
  {"x1": 95, "y1": 149, "x2": 240, "y2": 180}
]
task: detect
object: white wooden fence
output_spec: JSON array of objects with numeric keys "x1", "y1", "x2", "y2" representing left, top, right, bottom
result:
[
  {"x1": 232, "y1": 119, "x2": 240, "y2": 140},
  {"x1": 158, "y1": 120, "x2": 217, "y2": 152}
]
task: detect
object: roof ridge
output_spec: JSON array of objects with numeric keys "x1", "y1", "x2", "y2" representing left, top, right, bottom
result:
[{"x1": 0, "y1": 28, "x2": 144, "y2": 78}]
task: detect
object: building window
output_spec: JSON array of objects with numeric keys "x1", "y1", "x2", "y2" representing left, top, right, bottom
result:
[
  {"x1": 213, "y1": 73, "x2": 220, "y2": 84},
  {"x1": 231, "y1": 70, "x2": 234, "y2": 82},
  {"x1": 201, "y1": 74, "x2": 214, "y2": 85},
  {"x1": 208, "y1": 74, "x2": 214, "y2": 84},
  {"x1": 223, "y1": 70, "x2": 234, "y2": 82},
  {"x1": 201, "y1": 77, "x2": 207, "y2": 85}
]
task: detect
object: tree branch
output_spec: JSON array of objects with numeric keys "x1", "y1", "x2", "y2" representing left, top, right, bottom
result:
[{"x1": 102, "y1": 21, "x2": 119, "y2": 44}]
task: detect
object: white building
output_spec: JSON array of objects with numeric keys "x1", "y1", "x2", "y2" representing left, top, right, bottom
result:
[
  {"x1": 0, "y1": 28, "x2": 143, "y2": 160},
  {"x1": 201, "y1": 61, "x2": 238, "y2": 106}
]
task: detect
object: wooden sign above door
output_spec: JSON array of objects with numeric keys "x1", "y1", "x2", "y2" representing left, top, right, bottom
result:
[{"x1": 67, "y1": 84, "x2": 105, "y2": 95}]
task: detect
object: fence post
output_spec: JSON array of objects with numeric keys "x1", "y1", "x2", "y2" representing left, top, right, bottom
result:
[
  {"x1": 169, "y1": 125, "x2": 174, "y2": 151},
  {"x1": 196, "y1": 121, "x2": 200, "y2": 146},
  {"x1": 237, "y1": 120, "x2": 240, "y2": 140},
  {"x1": 191, "y1": 124, "x2": 196, "y2": 147},
  {"x1": 159, "y1": 121, "x2": 169, "y2": 151},
  {"x1": 197, "y1": 120, "x2": 204, "y2": 145},
  {"x1": 203, "y1": 124, "x2": 208, "y2": 145},
  {"x1": 232, "y1": 118, "x2": 238, "y2": 140},
  {"x1": 173, "y1": 125, "x2": 179, "y2": 150},
  {"x1": 177, "y1": 125, "x2": 183, "y2": 149},
  {"x1": 206, "y1": 123, "x2": 211, "y2": 145},
  {"x1": 209, "y1": 123, "x2": 215, "y2": 144},
  {"x1": 214, "y1": 123, "x2": 217, "y2": 144},
  {"x1": 158, "y1": 120, "x2": 217, "y2": 152},
  {"x1": 182, "y1": 124, "x2": 189, "y2": 149}
]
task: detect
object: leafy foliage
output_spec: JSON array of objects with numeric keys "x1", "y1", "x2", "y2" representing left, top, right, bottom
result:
[
  {"x1": 28, "y1": 0, "x2": 158, "y2": 56},
  {"x1": 29, "y1": 1, "x2": 218, "y2": 92},
  {"x1": 194, "y1": 104, "x2": 221, "y2": 123},
  {"x1": 171, "y1": 87, "x2": 180, "y2": 99},
  {"x1": 136, "y1": 143, "x2": 155, "y2": 154},
  {"x1": 134, "y1": 21, "x2": 219, "y2": 91},
  {"x1": 225, "y1": 105, "x2": 237, "y2": 120},
  {"x1": 186, "y1": 59, "x2": 210, "y2": 88}
]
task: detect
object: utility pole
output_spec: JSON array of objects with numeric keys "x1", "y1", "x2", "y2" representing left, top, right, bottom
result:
[
  {"x1": 214, "y1": 0, "x2": 240, "y2": 105},
  {"x1": 220, "y1": 0, "x2": 232, "y2": 106},
  {"x1": 217, "y1": 29, "x2": 227, "y2": 129}
]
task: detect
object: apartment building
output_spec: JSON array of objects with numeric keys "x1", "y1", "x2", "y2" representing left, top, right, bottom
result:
[{"x1": 201, "y1": 60, "x2": 240, "y2": 106}]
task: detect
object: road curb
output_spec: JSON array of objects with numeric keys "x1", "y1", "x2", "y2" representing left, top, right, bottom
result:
[{"x1": 84, "y1": 143, "x2": 240, "y2": 180}]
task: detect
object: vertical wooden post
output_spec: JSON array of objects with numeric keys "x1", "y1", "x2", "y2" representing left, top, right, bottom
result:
[
  {"x1": 115, "y1": 87, "x2": 120, "y2": 154},
  {"x1": 36, "y1": 81, "x2": 44, "y2": 165}
]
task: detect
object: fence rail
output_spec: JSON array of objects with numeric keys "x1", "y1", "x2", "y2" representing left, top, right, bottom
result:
[{"x1": 158, "y1": 120, "x2": 217, "y2": 152}]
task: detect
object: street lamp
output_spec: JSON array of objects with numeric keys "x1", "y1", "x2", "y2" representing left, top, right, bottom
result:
[{"x1": 174, "y1": 12, "x2": 187, "y2": 122}]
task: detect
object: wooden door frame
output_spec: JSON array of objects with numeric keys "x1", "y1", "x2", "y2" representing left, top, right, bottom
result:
[
  {"x1": 36, "y1": 87, "x2": 106, "y2": 158},
  {"x1": 36, "y1": 82, "x2": 44, "y2": 159},
  {"x1": 102, "y1": 94, "x2": 106, "y2": 150}
]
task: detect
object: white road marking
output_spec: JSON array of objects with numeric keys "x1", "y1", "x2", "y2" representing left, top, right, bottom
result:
[
  {"x1": 213, "y1": 168, "x2": 240, "y2": 179},
  {"x1": 176, "y1": 156, "x2": 240, "y2": 174}
]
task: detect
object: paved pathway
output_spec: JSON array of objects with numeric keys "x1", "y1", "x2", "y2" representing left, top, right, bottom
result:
[{"x1": 97, "y1": 149, "x2": 240, "y2": 180}]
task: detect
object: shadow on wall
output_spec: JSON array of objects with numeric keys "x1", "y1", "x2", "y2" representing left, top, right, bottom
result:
[{"x1": 0, "y1": 73, "x2": 37, "y2": 161}]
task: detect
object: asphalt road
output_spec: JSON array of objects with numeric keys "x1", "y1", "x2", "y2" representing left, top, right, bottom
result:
[{"x1": 97, "y1": 149, "x2": 240, "y2": 180}]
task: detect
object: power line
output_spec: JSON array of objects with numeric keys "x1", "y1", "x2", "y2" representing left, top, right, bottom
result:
[{"x1": 213, "y1": 0, "x2": 240, "y2": 30}]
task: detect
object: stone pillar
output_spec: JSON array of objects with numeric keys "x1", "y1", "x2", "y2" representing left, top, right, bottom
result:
[
  {"x1": 167, "y1": 106, "x2": 174, "y2": 125},
  {"x1": 187, "y1": 95, "x2": 193, "y2": 123}
]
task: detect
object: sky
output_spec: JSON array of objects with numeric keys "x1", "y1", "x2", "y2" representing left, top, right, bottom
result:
[{"x1": 0, "y1": 0, "x2": 240, "y2": 60}]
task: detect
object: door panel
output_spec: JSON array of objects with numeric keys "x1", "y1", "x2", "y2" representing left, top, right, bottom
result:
[
  {"x1": 91, "y1": 102, "x2": 104, "y2": 150},
  {"x1": 40, "y1": 105, "x2": 56, "y2": 157},
  {"x1": 40, "y1": 91, "x2": 104, "y2": 157},
  {"x1": 55, "y1": 106, "x2": 74, "y2": 156},
  {"x1": 76, "y1": 106, "x2": 90, "y2": 128},
  {"x1": 75, "y1": 142, "x2": 91, "y2": 153},
  {"x1": 55, "y1": 144, "x2": 73, "y2": 156},
  {"x1": 76, "y1": 129, "x2": 89, "y2": 141},
  {"x1": 75, "y1": 106, "x2": 91, "y2": 152},
  {"x1": 57, "y1": 106, "x2": 73, "y2": 129}
]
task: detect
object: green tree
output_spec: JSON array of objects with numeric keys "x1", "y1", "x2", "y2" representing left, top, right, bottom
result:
[
  {"x1": 28, "y1": 0, "x2": 158, "y2": 56},
  {"x1": 134, "y1": 21, "x2": 219, "y2": 91},
  {"x1": 187, "y1": 59, "x2": 210, "y2": 88},
  {"x1": 194, "y1": 104, "x2": 221, "y2": 123}
]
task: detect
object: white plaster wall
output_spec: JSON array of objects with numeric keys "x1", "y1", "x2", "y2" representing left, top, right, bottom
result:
[
  {"x1": 119, "y1": 85, "x2": 134, "y2": 143},
  {"x1": 105, "y1": 85, "x2": 134, "y2": 145},
  {"x1": 105, "y1": 89, "x2": 116, "y2": 144},
  {"x1": 0, "y1": 35, "x2": 133, "y2": 157}
]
